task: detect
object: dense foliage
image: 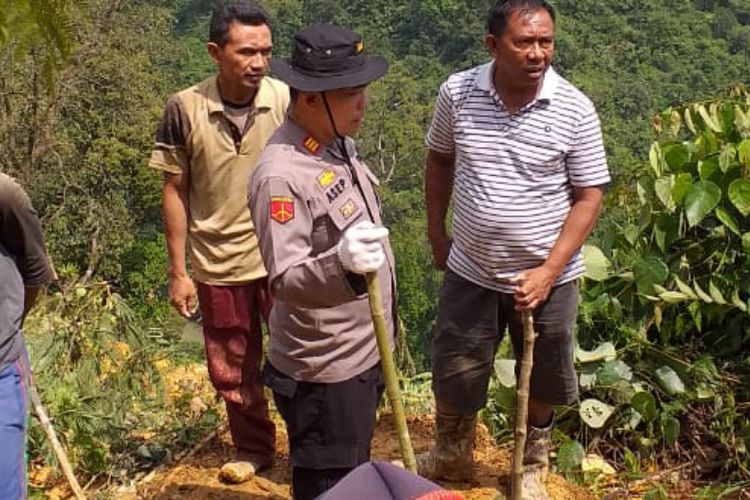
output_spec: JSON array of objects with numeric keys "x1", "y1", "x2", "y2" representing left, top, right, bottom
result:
[{"x1": 1, "y1": 0, "x2": 749, "y2": 495}]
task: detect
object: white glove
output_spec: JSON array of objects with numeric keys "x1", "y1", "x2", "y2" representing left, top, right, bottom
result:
[{"x1": 337, "y1": 220, "x2": 389, "y2": 274}]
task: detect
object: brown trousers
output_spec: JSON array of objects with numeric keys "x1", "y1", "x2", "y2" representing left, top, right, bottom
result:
[{"x1": 197, "y1": 279, "x2": 275, "y2": 466}]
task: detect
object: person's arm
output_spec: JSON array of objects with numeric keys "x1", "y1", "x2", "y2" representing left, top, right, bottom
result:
[
  {"x1": 424, "y1": 80, "x2": 458, "y2": 269},
  {"x1": 425, "y1": 149, "x2": 455, "y2": 269},
  {"x1": 162, "y1": 172, "x2": 196, "y2": 317},
  {"x1": 513, "y1": 101, "x2": 610, "y2": 311},
  {"x1": 513, "y1": 186, "x2": 604, "y2": 310},
  {"x1": 250, "y1": 174, "x2": 368, "y2": 308},
  {"x1": 0, "y1": 175, "x2": 53, "y2": 323},
  {"x1": 149, "y1": 96, "x2": 196, "y2": 317}
]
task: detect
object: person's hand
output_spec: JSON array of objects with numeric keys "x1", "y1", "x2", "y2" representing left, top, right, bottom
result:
[
  {"x1": 511, "y1": 265, "x2": 558, "y2": 311},
  {"x1": 168, "y1": 274, "x2": 198, "y2": 318},
  {"x1": 337, "y1": 220, "x2": 389, "y2": 274},
  {"x1": 428, "y1": 232, "x2": 452, "y2": 270}
]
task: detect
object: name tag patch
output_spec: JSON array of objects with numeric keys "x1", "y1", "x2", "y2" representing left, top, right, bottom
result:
[
  {"x1": 339, "y1": 199, "x2": 357, "y2": 219},
  {"x1": 326, "y1": 178, "x2": 347, "y2": 203}
]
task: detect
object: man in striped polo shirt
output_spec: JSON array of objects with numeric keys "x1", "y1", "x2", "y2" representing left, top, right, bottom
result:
[{"x1": 418, "y1": 0, "x2": 610, "y2": 497}]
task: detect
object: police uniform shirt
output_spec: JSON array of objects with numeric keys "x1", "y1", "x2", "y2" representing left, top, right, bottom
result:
[{"x1": 248, "y1": 120, "x2": 396, "y2": 384}]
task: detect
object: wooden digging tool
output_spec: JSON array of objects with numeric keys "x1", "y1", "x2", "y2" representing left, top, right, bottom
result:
[
  {"x1": 29, "y1": 382, "x2": 86, "y2": 500},
  {"x1": 511, "y1": 310, "x2": 537, "y2": 500},
  {"x1": 366, "y1": 271, "x2": 417, "y2": 472}
]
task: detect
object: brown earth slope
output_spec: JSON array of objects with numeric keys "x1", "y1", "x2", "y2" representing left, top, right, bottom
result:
[{"x1": 139, "y1": 413, "x2": 592, "y2": 500}]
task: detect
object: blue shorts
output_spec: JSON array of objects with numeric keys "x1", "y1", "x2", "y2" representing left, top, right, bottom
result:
[{"x1": 0, "y1": 350, "x2": 30, "y2": 500}]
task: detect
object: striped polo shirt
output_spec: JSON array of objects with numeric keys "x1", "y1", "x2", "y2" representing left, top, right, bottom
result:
[{"x1": 426, "y1": 62, "x2": 610, "y2": 293}]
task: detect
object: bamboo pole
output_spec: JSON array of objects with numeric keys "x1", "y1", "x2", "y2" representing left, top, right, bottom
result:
[
  {"x1": 511, "y1": 310, "x2": 536, "y2": 500},
  {"x1": 365, "y1": 271, "x2": 416, "y2": 472},
  {"x1": 29, "y1": 383, "x2": 86, "y2": 500}
]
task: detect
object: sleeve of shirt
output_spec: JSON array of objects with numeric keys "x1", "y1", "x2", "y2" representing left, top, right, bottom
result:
[
  {"x1": 148, "y1": 95, "x2": 191, "y2": 174},
  {"x1": 0, "y1": 179, "x2": 53, "y2": 286},
  {"x1": 566, "y1": 104, "x2": 611, "y2": 187},
  {"x1": 250, "y1": 174, "x2": 361, "y2": 308},
  {"x1": 425, "y1": 81, "x2": 456, "y2": 154}
]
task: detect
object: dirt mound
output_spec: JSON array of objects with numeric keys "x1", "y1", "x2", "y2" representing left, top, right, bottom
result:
[{"x1": 139, "y1": 412, "x2": 592, "y2": 500}]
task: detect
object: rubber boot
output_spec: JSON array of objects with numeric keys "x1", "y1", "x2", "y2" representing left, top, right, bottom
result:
[
  {"x1": 416, "y1": 405, "x2": 476, "y2": 481},
  {"x1": 520, "y1": 420, "x2": 552, "y2": 500}
]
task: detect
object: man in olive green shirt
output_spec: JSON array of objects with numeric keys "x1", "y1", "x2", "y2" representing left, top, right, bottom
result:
[{"x1": 149, "y1": 1, "x2": 289, "y2": 481}]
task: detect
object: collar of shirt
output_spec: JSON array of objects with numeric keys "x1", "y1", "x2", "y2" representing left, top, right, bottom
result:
[
  {"x1": 475, "y1": 61, "x2": 560, "y2": 106},
  {"x1": 205, "y1": 75, "x2": 276, "y2": 116},
  {"x1": 280, "y1": 120, "x2": 359, "y2": 162}
]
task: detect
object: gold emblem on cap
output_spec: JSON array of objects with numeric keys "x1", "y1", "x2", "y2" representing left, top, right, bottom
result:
[
  {"x1": 317, "y1": 169, "x2": 337, "y2": 188},
  {"x1": 302, "y1": 136, "x2": 321, "y2": 155},
  {"x1": 355, "y1": 41, "x2": 364, "y2": 53}
]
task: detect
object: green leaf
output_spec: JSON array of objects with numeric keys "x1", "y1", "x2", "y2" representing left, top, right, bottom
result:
[
  {"x1": 730, "y1": 289, "x2": 747, "y2": 312},
  {"x1": 658, "y1": 291, "x2": 690, "y2": 304},
  {"x1": 672, "y1": 173, "x2": 693, "y2": 205},
  {"x1": 697, "y1": 104, "x2": 722, "y2": 133},
  {"x1": 633, "y1": 256, "x2": 669, "y2": 295},
  {"x1": 631, "y1": 391, "x2": 657, "y2": 421},
  {"x1": 649, "y1": 143, "x2": 662, "y2": 177},
  {"x1": 709, "y1": 281, "x2": 728, "y2": 305},
  {"x1": 664, "y1": 145, "x2": 689, "y2": 171},
  {"x1": 684, "y1": 181, "x2": 721, "y2": 227},
  {"x1": 698, "y1": 157, "x2": 719, "y2": 180},
  {"x1": 743, "y1": 233, "x2": 750, "y2": 256},
  {"x1": 598, "y1": 359, "x2": 633, "y2": 385},
  {"x1": 655, "y1": 365, "x2": 686, "y2": 395},
  {"x1": 557, "y1": 440, "x2": 585, "y2": 472},
  {"x1": 575, "y1": 342, "x2": 616, "y2": 363},
  {"x1": 654, "y1": 176, "x2": 676, "y2": 211},
  {"x1": 728, "y1": 179, "x2": 750, "y2": 217},
  {"x1": 654, "y1": 214, "x2": 678, "y2": 253},
  {"x1": 493, "y1": 359, "x2": 516, "y2": 388},
  {"x1": 693, "y1": 280, "x2": 714, "y2": 303},
  {"x1": 669, "y1": 110, "x2": 682, "y2": 137},
  {"x1": 673, "y1": 276, "x2": 698, "y2": 299},
  {"x1": 719, "y1": 144, "x2": 737, "y2": 172},
  {"x1": 662, "y1": 416, "x2": 680, "y2": 445},
  {"x1": 582, "y1": 245, "x2": 611, "y2": 281},
  {"x1": 739, "y1": 139, "x2": 750, "y2": 168},
  {"x1": 715, "y1": 207, "x2": 741, "y2": 235},
  {"x1": 684, "y1": 107, "x2": 697, "y2": 135},
  {"x1": 580, "y1": 399, "x2": 615, "y2": 429}
]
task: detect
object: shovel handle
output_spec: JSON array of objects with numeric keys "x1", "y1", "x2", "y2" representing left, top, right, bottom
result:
[{"x1": 365, "y1": 271, "x2": 416, "y2": 472}]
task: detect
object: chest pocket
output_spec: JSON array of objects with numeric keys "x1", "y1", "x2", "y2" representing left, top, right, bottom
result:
[{"x1": 309, "y1": 191, "x2": 365, "y2": 256}]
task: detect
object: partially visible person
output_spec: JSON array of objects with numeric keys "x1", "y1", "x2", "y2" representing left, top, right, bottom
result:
[
  {"x1": 418, "y1": 1, "x2": 610, "y2": 498},
  {"x1": 317, "y1": 461, "x2": 463, "y2": 500},
  {"x1": 148, "y1": 0, "x2": 289, "y2": 482},
  {"x1": 0, "y1": 173, "x2": 53, "y2": 500},
  {"x1": 248, "y1": 25, "x2": 396, "y2": 500}
]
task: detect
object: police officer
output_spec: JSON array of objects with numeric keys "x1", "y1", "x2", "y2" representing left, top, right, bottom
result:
[{"x1": 247, "y1": 25, "x2": 395, "y2": 500}]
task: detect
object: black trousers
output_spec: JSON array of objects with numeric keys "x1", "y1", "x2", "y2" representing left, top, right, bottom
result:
[{"x1": 262, "y1": 362, "x2": 385, "y2": 500}]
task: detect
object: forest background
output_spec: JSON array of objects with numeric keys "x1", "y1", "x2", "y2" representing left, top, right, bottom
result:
[{"x1": 2, "y1": 0, "x2": 750, "y2": 497}]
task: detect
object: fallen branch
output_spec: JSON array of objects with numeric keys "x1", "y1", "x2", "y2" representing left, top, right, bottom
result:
[{"x1": 29, "y1": 383, "x2": 86, "y2": 500}]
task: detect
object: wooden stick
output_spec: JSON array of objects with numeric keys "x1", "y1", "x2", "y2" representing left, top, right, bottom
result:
[
  {"x1": 512, "y1": 311, "x2": 536, "y2": 500},
  {"x1": 366, "y1": 271, "x2": 416, "y2": 472},
  {"x1": 29, "y1": 383, "x2": 86, "y2": 500}
]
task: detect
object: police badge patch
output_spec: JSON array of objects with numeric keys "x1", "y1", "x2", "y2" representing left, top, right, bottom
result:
[{"x1": 270, "y1": 196, "x2": 294, "y2": 223}]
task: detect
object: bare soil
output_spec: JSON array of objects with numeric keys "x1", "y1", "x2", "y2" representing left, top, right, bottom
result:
[{"x1": 137, "y1": 412, "x2": 593, "y2": 500}]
